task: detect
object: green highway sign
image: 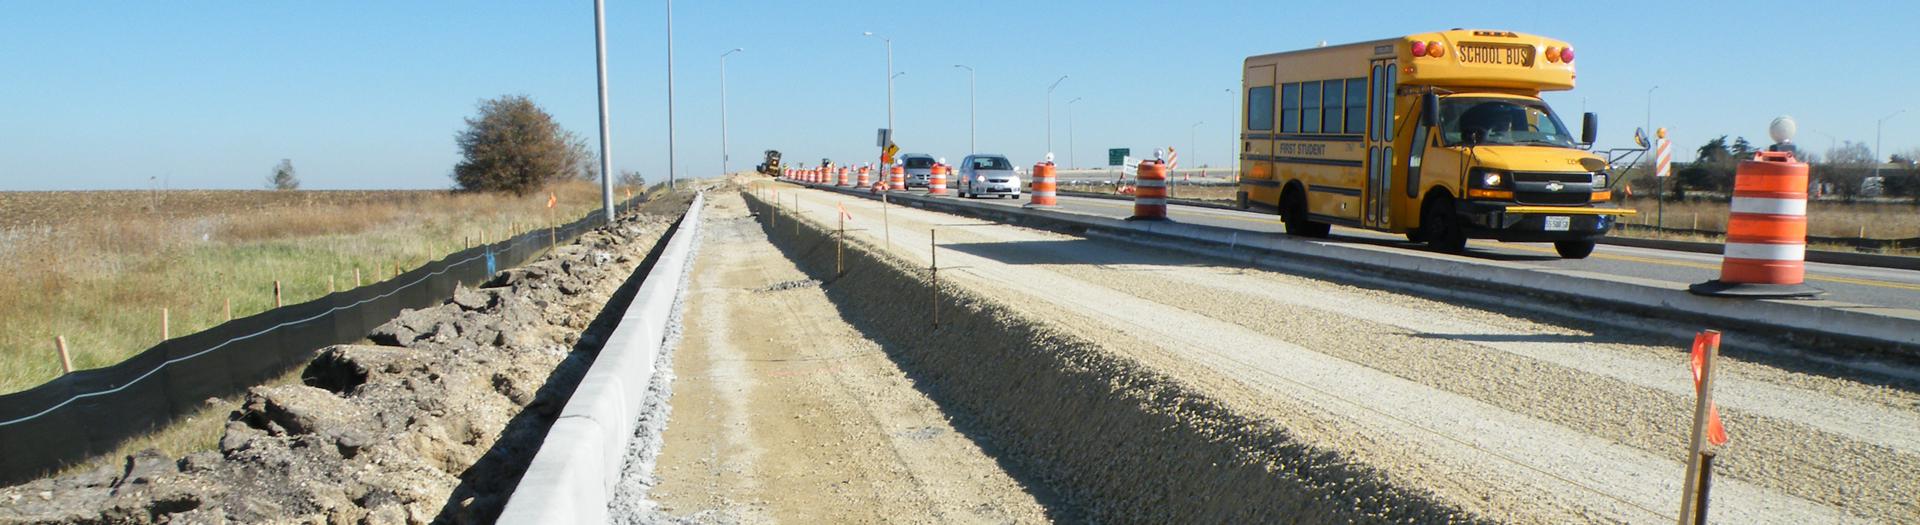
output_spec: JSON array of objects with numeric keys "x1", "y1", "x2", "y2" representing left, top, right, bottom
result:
[{"x1": 1108, "y1": 148, "x2": 1130, "y2": 166}]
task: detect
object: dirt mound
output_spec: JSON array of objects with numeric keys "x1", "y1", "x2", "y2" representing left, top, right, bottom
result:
[{"x1": 0, "y1": 199, "x2": 693, "y2": 525}]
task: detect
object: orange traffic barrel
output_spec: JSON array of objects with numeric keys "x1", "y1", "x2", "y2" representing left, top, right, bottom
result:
[
  {"x1": 857, "y1": 166, "x2": 871, "y2": 188},
  {"x1": 1129, "y1": 160, "x2": 1169, "y2": 220},
  {"x1": 927, "y1": 163, "x2": 949, "y2": 196},
  {"x1": 889, "y1": 165, "x2": 907, "y2": 191},
  {"x1": 838, "y1": 167, "x2": 851, "y2": 187},
  {"x1": 870, "y1": 179, "x2": 885, "y2": 194},
  {"x1": 1025, "y1": 162, "x2": 1058, "y2": 208},
  {"x1": 1690, "y1": 151, "x2": 1821, "y2": 298}
]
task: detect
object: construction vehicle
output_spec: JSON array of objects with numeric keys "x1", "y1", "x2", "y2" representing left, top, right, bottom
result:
[{"x1": 756, "y1": 150, "x2": 783, "y2": 176}]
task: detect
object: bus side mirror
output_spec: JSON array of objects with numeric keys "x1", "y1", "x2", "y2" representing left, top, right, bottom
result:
[
  {"x1": 1421, "y1": 92, "x2": 1440, "y2": 127},
  {"x1": 1581, "y1": 112, "x2": 1598, "y2": 145}
]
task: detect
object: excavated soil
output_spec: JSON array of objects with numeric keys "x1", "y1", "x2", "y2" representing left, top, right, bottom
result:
[{"x1": 0, "y1": 192, "x2": 697, "y2": 525}]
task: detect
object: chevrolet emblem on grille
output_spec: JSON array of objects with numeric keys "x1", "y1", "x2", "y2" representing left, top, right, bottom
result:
[{"x1": 1545, "y1": 182, "x2": 1565, "y2": 192}]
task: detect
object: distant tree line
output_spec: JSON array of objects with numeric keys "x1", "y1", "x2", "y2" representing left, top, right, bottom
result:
[{"x1": 1621, "y1": 136, "x2": 1920, "y2": 204}]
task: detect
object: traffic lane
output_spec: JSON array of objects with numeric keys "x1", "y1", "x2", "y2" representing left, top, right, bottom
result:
[{"x1": 923, "y1": 190, "x2": 1920, "y2": 309}]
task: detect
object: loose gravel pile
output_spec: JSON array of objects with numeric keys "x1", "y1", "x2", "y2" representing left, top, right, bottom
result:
[{"x1": 0, "y1": 194, "x2": 694, "y2": 525}]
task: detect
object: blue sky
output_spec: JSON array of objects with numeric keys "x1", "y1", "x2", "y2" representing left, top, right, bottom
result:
[{"x1": 2, "y1": 0, "x2": 1916, "y2": 190}]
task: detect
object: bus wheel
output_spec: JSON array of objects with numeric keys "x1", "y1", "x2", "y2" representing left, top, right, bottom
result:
[
  {"x1": 1282, "y1": 189, "x2": 1330, "y2": 238},
  {"x1": 1554, "y1": 240, "x2": 1596, "y2": 259},
  {"x1": 1421, "y1": 197, "x2": 1467, "y2": 253}
]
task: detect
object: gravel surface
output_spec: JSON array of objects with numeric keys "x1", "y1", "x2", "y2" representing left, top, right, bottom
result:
[
  {"x1": 772, "y1": 183, "x2": 1916, "y2": 524},
  {"x1": 617, "y1": 189, "x2": 1053, "y2": 524}
]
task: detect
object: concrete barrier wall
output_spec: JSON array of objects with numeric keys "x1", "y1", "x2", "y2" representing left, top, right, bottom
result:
[{"x1": 497, "y1": 192, "x2": 706, "y2": 525}]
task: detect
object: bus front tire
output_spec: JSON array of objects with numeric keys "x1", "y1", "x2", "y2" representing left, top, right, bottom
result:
[
  {"x1": 1554, "y1": 240, "x2": 1596, "y2": 259},
  {"x1": 1421, "y1": 197, "x2": 1467, "y2": 253}
]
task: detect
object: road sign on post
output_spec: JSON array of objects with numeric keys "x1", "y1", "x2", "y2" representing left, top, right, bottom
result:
[
  {"x1": 1108, "y1": 148, "x2": 1130, "y2": 166},
  {"x1": 877, "y1": 128, "x2": 891, "y2": 147}
]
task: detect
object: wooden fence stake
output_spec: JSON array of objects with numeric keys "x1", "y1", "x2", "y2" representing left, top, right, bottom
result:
[
  {"x1": 224, "y1": 298, "x2": 232, "y2": 321},
  {"x1": 328, "y1": 275, "x2": 336, "y2": 293},
  {"x1": 883, "y1": 193, "x2": 892, "y2": 251},
  {"x1": 161, "y1": 308, "x2": 170, "y2": 340},
  {"x1": 930, "y1": 229, "x2": 939, "y2": 329},
  {"x1": 273, "y1": 280, "x2": 283, "y2": 307},
  {"x1": 55, "y1": 336, "x2": 73, "y2": 374},
  {"x1": 354, "y1": 267, "x2": 363, "y2": 287},
  {"x1": 1678, "y1": 330, "x2": 1724, "y2": 524},
  {"x1": 836, "y1": 213, "x2": 845, "y2": 276}
]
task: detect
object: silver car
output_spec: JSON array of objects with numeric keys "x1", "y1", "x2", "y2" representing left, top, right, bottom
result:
[
  {"x1": 901, "y1": 154, "x2": 936, "y2": 188},
  {"x1": 958, "y1": 154, "x2": 1021, "y2": 199}
]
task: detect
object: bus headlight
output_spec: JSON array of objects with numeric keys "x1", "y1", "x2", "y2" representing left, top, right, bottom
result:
[
  {"x1": 1480, "y1": 170, "x2": 1505, "y2": 188},
  {"x1": 1591, "y1": 172, "x2": 1608, "y2": 187}
]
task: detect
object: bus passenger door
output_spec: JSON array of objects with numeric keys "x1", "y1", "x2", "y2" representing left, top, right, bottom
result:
[{"x1": 1363, "y1": 58, "x2": 1396, "y2": 229}]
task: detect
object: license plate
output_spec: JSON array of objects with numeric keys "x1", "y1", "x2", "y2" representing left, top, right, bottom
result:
[{"x1": 1545, "y1": 216, "x2": 1570, "y2": 231}]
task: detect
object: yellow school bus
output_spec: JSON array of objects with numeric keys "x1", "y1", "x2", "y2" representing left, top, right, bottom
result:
[{"x1": 1237, "y1": 29, "x2": 1634, "y2": 258}]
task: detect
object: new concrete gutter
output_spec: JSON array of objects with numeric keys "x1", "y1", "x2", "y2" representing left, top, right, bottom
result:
[
  {"x1": 798, "y1": 181, "x2": 1920, "y2": 360},
  {"x1": 497, "y1": 192, "x2": 706, "y2": 525}
]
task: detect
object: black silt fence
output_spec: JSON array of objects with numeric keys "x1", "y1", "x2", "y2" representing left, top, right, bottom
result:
[{"x1": 0, "y1": 198, "x2": 643, "y2": 485}]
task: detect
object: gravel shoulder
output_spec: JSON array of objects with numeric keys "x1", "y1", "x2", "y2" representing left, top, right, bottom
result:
[
  {"x1": 776, "y1": 183, "x2": 1917, "y2": 524},
  {"x1": 638, "y1": 191, "x2": 1052, "y2": 524}
]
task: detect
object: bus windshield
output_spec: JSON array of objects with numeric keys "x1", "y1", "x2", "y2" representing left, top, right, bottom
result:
[{"x1": 1439, "y1": 97, "x2": 1575, "y2": 148}]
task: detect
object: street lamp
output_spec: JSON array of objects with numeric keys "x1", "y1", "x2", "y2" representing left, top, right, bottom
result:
[
  {"x1": 1876, "y1": 110, "x2": 1906, "y2": 179},
  {"x1": 1046, "y1": 75, "x2": 1068, "y2": 156},
  {"x1": 1067, "y1": 97, "x2": 1082, "y2": 169},
  {"x1": 953, "y1": 64, "x2": 975, "y2": 154},
  {"x1": 1190, "y1": 121, "x2": 1205, "y2": 169},
  {"x1": 863, "y1": 32, "x2": 894, "y2": 167},
  {"x1": 1809, "y1": 129, "x2": 1838, "y2": 158},
  {"x1": 1644, "y1": 85, "x2": 1659, "y2": 139},
  {"x1": 592, "y1": 0, "x2": 614, "y2": 224},
  {"x1": 720, "y1": 48, "x2": 743, "y2": 177},
  {"x1": 665, "y1": 0, "x2": 678, "y2": 190}
]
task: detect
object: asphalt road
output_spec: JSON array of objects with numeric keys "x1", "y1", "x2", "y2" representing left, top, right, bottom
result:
[{"x1": 903, "y1": 189, "x2": 1920, "y2": 309}]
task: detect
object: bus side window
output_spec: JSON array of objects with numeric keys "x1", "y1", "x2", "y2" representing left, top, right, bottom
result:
[
  {"x1": 1280, "y1": 83, "x2": 1300, "y2": 133},
  {"x1": 1321, "y1": 79, "x2": 1343, "y2": 134},
  {"x1": 1301, "y1": 82, "x2": 1322, "y2": 133},
  {"x1": 1247, "y1": 86, "x2": 1275, "y2": 131}
]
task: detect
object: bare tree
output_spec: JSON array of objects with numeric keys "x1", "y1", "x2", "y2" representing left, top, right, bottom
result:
[
  {"x1": 267, "y1": 159, "x2": 300, "y2": 190},
  {"x1": 617, "y1": 169, "x2": 646, "y2": 190}
]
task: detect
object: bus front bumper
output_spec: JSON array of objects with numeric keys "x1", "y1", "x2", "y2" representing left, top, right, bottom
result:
[{"x1": 1457, "y1": 202, "x2": 1638, "y2": 242}]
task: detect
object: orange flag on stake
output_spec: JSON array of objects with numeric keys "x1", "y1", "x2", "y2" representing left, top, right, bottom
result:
[
  {"x1": 546, "y1": 192, "x2": 557, "y2": 209},
  {"x1": 838, "y1": 203, "x2": 853, "y2": 221},
  {"x1": 1690, "y1": 332, "x2": 1731, "y2": 446}
]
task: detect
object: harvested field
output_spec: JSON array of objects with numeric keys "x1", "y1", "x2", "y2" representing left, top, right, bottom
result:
[
  {"x1": 0, "y1": 190, "x2": 695, "y2": 524},
  {"x1": 0, "y1": 181, "x2": 638, "y2": 394}
]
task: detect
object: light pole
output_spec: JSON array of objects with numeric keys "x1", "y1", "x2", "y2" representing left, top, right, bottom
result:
[
  {"x1": 863, "y1": 32, "x2": 893, "y2": 167},
  {"x1": 1644, "y1": 85, "x2": 1659, "y2": 140},
  {"x1": 1190, "y1": 121, "x2": 1204, "y2": 169},
  {"x1": 592, "y1": 0, "x2": 614, "y2": 224},
  {"x1": 1046, "y1": 75, "x2": 1068, "y2": 155},
  {"x1": 1876, "y1": 110, "x2": 1905, "y2": 179},
  {"x1": 720, "y1": 48, "x2": 742, "y2": 177},
  {"x1": 1810, "y1": 129, "x2": 1838, "y2": 158},
  {"x1": 665, "y1": 0, "x2": 678, "y2": 190},
  {"x1": 1645, "y1": 84, "x2": 1659, "y2": 215},
  {"x1": 954, "y1": 64, "x2": 975, "y2": 154},
  {"x1": 1067, "y1": 97, "x2": 1082, "y2": 168}
]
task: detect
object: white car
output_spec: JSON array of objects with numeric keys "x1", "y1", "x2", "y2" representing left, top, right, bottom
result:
[
  {"x1": 958, "y1": 154, "x2": 1021, "y2": 199},
  {"x1": 901, "y1": 154, "x2": 936, "y2": 188}
]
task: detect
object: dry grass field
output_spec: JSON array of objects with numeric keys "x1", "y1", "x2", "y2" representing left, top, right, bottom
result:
[{"x1": 0, "y1": 180, "x2": 630, "y2": 394}]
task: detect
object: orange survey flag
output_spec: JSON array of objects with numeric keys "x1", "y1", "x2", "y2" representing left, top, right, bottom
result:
[
  {"x1": 1690, "y1": 332, "x2": 1731, "y2": 446},
  {"x1": 838, "y1": 203, "x2": 853, "y2": 221},
  {"x1": 546, "y1": 192, "x2": 557, "y2": 209}
]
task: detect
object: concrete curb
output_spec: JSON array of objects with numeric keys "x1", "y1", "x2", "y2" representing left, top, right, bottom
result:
[
  {"x1": 792, "y1": 181, "x2": 1920, "y2": 360},
  {"x1": 497, "y1": 192, "x2": 707, "y2": 525}
]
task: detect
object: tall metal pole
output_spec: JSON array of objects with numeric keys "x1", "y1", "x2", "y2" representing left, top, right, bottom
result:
[
  {"x1": 864, "y1": 32, "x2": 893, "y2": 168},
  {"x1": 1876, "y1": 110, "x2": 1905, "y2": 180},
  {"x1": 665, "y1": 0, "x2": 678, "y2": 190},
  {"x1": 593, "y1": 0, "x2": 614, "y2": 224},
  {"x1": 720, "y1": 48, "x2": 742, "y2": 177},
  {"x1": 1645, "y1": 85, "x2": 1659, "y2": 140},
  {"x1": 1646, "y1": 85, "x2": 1659, "y2": 225},
  {"x1": 1046, "y1": 76, "x2": 1067, "y2": 155},
  {"x1": 954, "y1": 64, "x2": 975, "y2": 154},
  {"x1": 1227, "y1": 88, "x2": 1238, "y2": 179},
  {"x1": 1068, "y1": 97, "x2": 1081, "y2": 169}
]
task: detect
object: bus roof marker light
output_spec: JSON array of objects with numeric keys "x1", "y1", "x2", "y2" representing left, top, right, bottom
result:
[
  {"x1": 1411, "y1": 41, "x2": 1427, "y2": 57},
  {"x1": 1427, "y1": 42, "x2": 1445, "y2": 58}
]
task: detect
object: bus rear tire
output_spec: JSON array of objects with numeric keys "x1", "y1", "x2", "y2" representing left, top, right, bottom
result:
[
  {"x1": 1554, "y1": 240, "x2": 1596, "y2": 259},
  {"x1": 1282, "y1": 188, "x2": 1331, "y2": 238}
]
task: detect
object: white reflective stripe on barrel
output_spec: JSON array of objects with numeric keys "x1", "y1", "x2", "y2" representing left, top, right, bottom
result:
[
  {"x1": 1730, "y1": 196, "x2": 1807, "y2": 216},
  {"x1": 1134, "y1": 198, "x2": 1168, "y2": 206},
  {"x1": 1031, "y1": 191, "x2": 1057, "y2": 197},
  {"x1": 1724, "y1": 242, "x2": 1805, "y2": 261},
  {"x1": 1136, "y1": 179, "x2": 1167, "y2": 188}
]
